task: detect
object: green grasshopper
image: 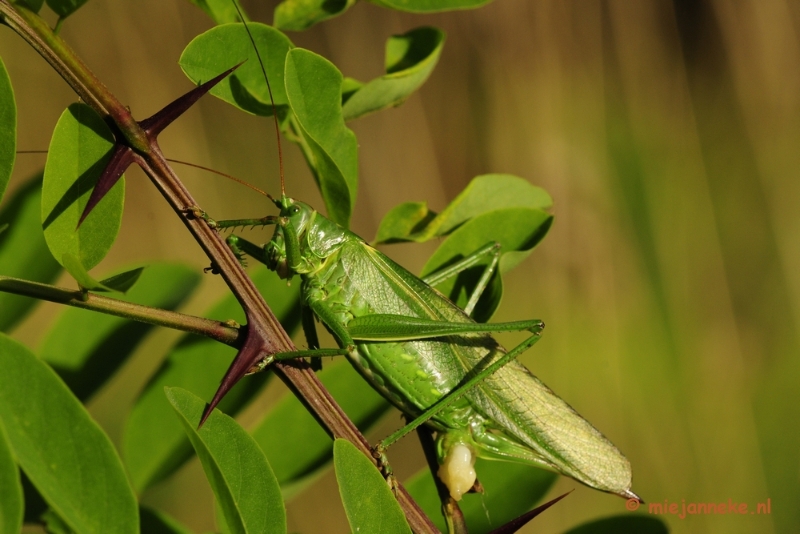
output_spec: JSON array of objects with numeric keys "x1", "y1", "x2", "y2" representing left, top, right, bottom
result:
[
  {"x1": 203, "y1": 197, "x2": 638, "y2": 503},
  {"x1": 199, "y1": 1, "x2": 638, "y2": 509}
]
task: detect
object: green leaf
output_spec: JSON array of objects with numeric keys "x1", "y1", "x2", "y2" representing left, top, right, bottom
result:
[
  {"x1": 61, "y1": 252, "x2": 115, "y2": 291},
  {"x1": 45, "y1": 0, "x2": 88, "y2": 19},
  {"x1": 0, "y1": 422, "x2": 22, "y2": 534},
  {"x1": 341, "y1": 77, "x2": 364, "y2": 103},
  {"x1": 123, "y1": 267, "x2": 300, "y2": 492},
  {"x1": 375, "y1": 174, "x2": 552, "y2": 243},
  {"x1": 0, "y1": 334, "x2": 138, "y2": 534},
  {"x1": 39, "y1": 263, "x2": 200, "y2": 401},
  {"x1": 98, "y1": 266, "x2": 144, "y2": 293},
  {"x1": 0, "y1": 57, "x2": 15, "y2": 206},
  {"x1": 187, "y1": 0, "x2": 248, "y2": 24},
  {"x1": 180, "y1": 23, "x2": 294, "y2": 116},
  {"x1": 250, "y1": 359, "x2": 389, "y2": 491},
  {"x1": 166, "y1": 387, "x2": 286, "y2": 534},
  {"x1": 406, "y1": 461, "x2": 556, "y2": 534},
  {"x1": 285, "y1": 48, "x2": 358, "y2": 228},
  {"x1": 422, "y1": 207, "x2": 552, "y2": 322},
  {"x1": 374, "y1": 201, "x2": 434, "y2": 245},
  {"x1": 0, "y1": 177, "x2": 62, "y2": 332},
  {"x1": 40, "y1": 509, "x2": 74, "y2": 534},
  {"x1": 139, "y1": 506, "x2": 195, "y2": 534},
  {"x1": 367, "y1": 0, "x2": 492, "y2": 12},
  {"x1": 563, "y1": 515, "x2": 669, "y2": 534},
  {"x1": 342, "y1": 27, "x2": 445, "y2": 121},
  {"x1": 274, "y1": 0, "x2": 356, "y2": 31},
  {"x1": 42, "y1": 103, "x2": 124, "y2": 271},
  {"x1": 333, "y1": 439, "x2": 411, "y2": 534},
  {"x1": 13, "y1": 0, "x2": 45, "y2": 12}
]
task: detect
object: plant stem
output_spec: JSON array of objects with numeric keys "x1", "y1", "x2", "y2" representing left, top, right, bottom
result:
[
  {"x1": 0, "y1": 3, "x2": 438, "y2": 532},
  {"x1": 0, "y1": 276, "x2": 240, "y2": 345}
]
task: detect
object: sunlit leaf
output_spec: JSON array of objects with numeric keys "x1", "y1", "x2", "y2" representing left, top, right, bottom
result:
[
  {"x1": 0, "y1": 177, "x2": 61, "y2": 331},
  {"x1": 167, "y1": 387, "x2": 286, "y2": 534},
  {"x1": 0, "y1": 57, "x2": 15, "y2": 206},
  {"x1": 285, "y1": 48, "x2": 357, "y2": 228},
  {"x1": 367, "y1": 0, "x2": 492, "y2": 12},
  {"x1": 274, "y1": 0, "x2": 355, "y2": 31},
  {"x1": 375, "y1": 175, "x2": 552, "y2": 243},
  {"x1": 374, "y1": 201, "x2": 433, "y2": 245},
  {"x1": 186, "y1": 0, "x2": 248, "y2": 24},
  {"x1": 0, "y1": 334, "x2": 138, "y2": 534},
  {"x1": 180, "y1": 23, "x2": 294, "y2": 116},
  {"x1": 333, "y1": 439, "x2": 411, "y2": 534},
  {"x1": 342, "y1": 27, "x2": 445, "y2": 120},
  {"x1": 42, "y1": 103, "x2": 124, "y2": 271}
]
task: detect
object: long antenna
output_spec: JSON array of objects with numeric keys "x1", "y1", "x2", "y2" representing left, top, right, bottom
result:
[
  {"x1": 166, "y1": 158, "x2": 271, "y2": 198},
  {"x1": 17, "y1": 149, "x2": 272, "y2": 199},
  {"x1": 230, "y1": 0, "x2": 286, "y2": 197}
]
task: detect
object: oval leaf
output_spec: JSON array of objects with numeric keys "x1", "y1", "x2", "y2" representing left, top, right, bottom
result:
[
  {"x1": 123, "y1": 267, "x2": 300, "y2": 492},
  {"x1": 374, "y1": 201, "x2": 434, "y2": 245},
  {"x1": 0, "y1": 423, "x2": 22, "y2": 534},
  {"x1": 406, "y1": 461, "x2": 555, "y2": 534},
  {"x1": 0, "y1": 334, "x2": 138, "y2": 534},
  {"x1": 274, "y1": 0, "x2": 356, "y2": 31},
  {"x1": 342, "y1": 27, "x2": 445, "y2": 121},
  {"x1": 0, "y1": 177, "x2": 61, "y2": 331},
  {"x1": 180, "y1": 23, "x2": 294, "y2": 116},
  {"x1": 375, "y1": 174, "x2": 552, "y2": 244},
  {"x1": 39, "y1": 263, "x2": 200, "y2": 401},
  {"x1": 0, "y1": 57, "x2": 15, "y2": 206},
  {"x1": 166, "y1": 387, "x2": 286, "y2": 534},
  {"x1": 563, "y1": 515, "x2": 669, "y2": 534},
  {"x1": 45, "y1": 0, "x2": 89, "y2": 18},
  {"x1": 42, "y1": 103, "x2": 125, "y2": 271},
  {"x1": 187, "y1": 0, "x2": 248, "y2": 24},
  {"x1": 333, "y1": 439, "x2": 411, "y2": 534},
  {"x1": 251, "y1": 359, "x2": 389, "y2": 491},
  {"x1": 285, "y1": 48, "x2": 358, "y2": 228},
  {"x1": 367, "y1": 0, "x2": 492, "y2": 12}
]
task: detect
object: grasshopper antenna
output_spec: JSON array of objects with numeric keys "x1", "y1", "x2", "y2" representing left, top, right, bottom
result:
[
  {"x1": 166, "y1": 158, "x2": 272, "y2": 199},
  {"x1": 231, "y1": 0, "x2": 286, "y2": 197}
]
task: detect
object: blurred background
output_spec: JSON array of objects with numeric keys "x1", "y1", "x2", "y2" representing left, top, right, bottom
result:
[{"x1": 1, "y1": 0, "x2": 798, "y2": 533}]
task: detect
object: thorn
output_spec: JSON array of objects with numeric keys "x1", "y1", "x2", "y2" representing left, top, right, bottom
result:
[
  {"x1": 487, "y1": 490, "x2": 573, "y2": 534},
  {"x1": 140, "y1": 63, "x2": 242, "y2": 139},
  {"x1": 78, "y1": 145, "x2": 134, "y2": 228},
  {"x1": 79, "y1": 66, "x2": 241, "y2": 227},
  {"x1": 199, "y1": 315, "x2": 267, "y2": 427}
]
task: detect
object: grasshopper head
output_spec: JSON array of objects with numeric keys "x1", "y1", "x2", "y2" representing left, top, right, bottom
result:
[{"x1": 265, "y1": 196, "x2": 315, "y2": 279}]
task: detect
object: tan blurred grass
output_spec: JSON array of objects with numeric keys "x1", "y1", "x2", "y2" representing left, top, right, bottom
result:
[{"x1": 2, "y1": 0, "x2": 799, "y2": 532}]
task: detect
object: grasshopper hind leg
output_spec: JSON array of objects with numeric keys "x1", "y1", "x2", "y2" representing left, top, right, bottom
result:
[{"x1": 422, "y1": 242, "x2": 501, "y2": 317}]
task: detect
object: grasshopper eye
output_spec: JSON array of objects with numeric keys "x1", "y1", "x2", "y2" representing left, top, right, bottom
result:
[{"x1": 290, "y1": 206, "x2": 300, "y2": 215}]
